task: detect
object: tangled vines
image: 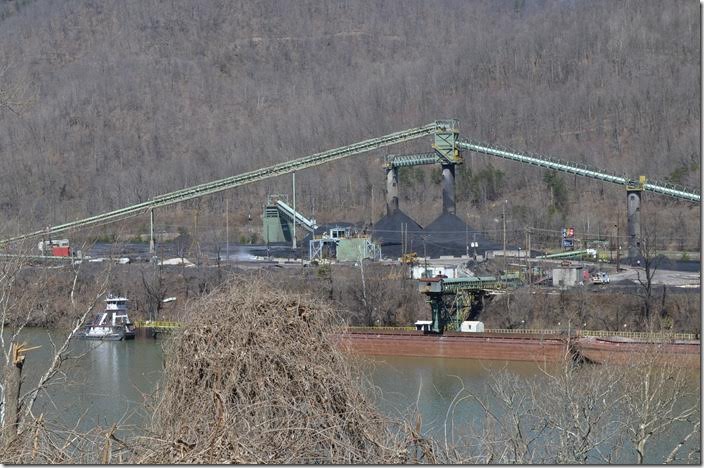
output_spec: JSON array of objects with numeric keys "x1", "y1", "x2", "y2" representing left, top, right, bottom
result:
[{"x1": 136, "y1": 277, "x2": 410, "y2": 464}]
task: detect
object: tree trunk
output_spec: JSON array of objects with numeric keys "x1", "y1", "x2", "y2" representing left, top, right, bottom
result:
[{"x1": 3, "y1": 343, "x2": 25, "y2": 444}]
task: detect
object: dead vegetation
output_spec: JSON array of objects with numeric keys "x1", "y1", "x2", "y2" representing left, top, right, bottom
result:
[{"x1": 134, "y1": 278, "x2": 414, "y2": 464}]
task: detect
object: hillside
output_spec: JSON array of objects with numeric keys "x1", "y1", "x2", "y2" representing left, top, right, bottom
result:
[{"x1": 0, "y1": 0, "x2": 699, "y2": 249}]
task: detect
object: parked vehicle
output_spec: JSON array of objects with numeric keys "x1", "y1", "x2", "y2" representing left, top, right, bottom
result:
[{"x1": 591, "y1": 271, "x2": 610, "y2": 284}]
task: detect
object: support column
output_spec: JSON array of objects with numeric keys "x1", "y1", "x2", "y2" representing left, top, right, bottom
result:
[
  {"x1": 292, "y1": 172, "x2": 296, "y2": 250},
  {"x1": 149, "y1": 208, "x2": 155, "y2": 255},
  {"x1": 385, "y1": 166, "x2": 399, "y2": 215},
  {"x1": 441, "y1": 164, "x2": 456, "y2": 215},
  {"x1": 627, "y1": 189, "x2": 641, "y2": 259},
  {"x1": 429, "y1": 293, "x2": 444, "y2": 334}
]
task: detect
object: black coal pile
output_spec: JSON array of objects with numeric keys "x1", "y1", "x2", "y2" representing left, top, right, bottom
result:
[
  {"x1": 371, "y1": 209, "x2": 424, "y2": 258},
  {"x1": 422, "y1": 212, "x2": 501, "y2": 257}
]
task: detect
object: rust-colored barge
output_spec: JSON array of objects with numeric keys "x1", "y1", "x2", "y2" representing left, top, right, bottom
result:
[
  {"x1": 574, "y1": 336, "x2": 700, "y2": 368},
  {"x1": 335, "y1": 329, "x2": 701, "y2": 367},
  {"x1": 335, "y1": 329, "x2": 570, "y2": 363}
]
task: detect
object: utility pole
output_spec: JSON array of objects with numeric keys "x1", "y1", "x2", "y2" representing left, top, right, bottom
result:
[
  {"x1": 526, "y1": 227, "x2": 532, "y2": 284},
  {"x1": 266, "y1": 223, "x2": 270, "y2": 259},
  {"x1": 149, "y1": 208, "x2": 155, "y2": 256},
  {"x1": 401, "y1": 222, "x2": 407, "y2": 256},
  {"x1": 292, "y1": 172, "x2": 296, "y2": 252},
  {"x1": 371, "y1": 186, "x2": 374, "y2": 226},
  {"x1": 465, "y1": 215, "x2": 469, "y2": 258},
  {"x1": 225, "y1": 197, "x2": 229, "y2": 262},
  {"x1": 615, "y1": 222, "x2": 621, "y2": 272},
  {"x1": 422, "y1": 235, "x2": 428, "y2": 275},
  {"x1": 502, "y1": 201, "x2": 507, "y2": 274}
]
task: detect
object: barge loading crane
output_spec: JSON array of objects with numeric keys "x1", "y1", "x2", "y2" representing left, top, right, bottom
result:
[{"x1": 417, "y1": 274, "x2": 522, "y2": 334}]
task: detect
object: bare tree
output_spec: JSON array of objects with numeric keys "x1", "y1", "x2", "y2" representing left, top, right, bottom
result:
[
  {"x1": 141, "y1": 265, "x2": 166, "y2": 321},
  {"x1": 458, "y1": 354, "x2": 699, "y2": 464},
  {"x1": 619, "y1": 351, "x2": 700, "y2": 464},
  {"x1": 635, "y1": 220, "x2": 660, "y2": 323},
  {"x1": 0, "y1": 242, "x2": 110, "y2": 447}
]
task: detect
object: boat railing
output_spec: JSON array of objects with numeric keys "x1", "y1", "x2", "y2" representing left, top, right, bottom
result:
[{"x1": 134, "y1": 320, "x2": 182, "y2": 329}]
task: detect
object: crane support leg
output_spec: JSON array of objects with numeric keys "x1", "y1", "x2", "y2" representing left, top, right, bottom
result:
[
  {"x1": 429, "y1": 293, "x2": 444, "y2": 333},
  {"x1": 386, "y1": 166, "x2": 399, "y2": 215},
  {"x1": 442, "y1": 164, "x2": 456, "y2": 215},
  {"x1": 627, "y1": 189, "x2": 641, "y2": 259}
]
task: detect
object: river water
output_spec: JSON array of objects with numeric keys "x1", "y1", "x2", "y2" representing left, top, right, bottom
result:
[{"x1": 9, "y1": 329, "x2": 700, "y2": 463}]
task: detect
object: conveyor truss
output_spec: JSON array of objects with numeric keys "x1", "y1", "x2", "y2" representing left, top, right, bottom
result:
[{"x1": 1, "y1": 119, "x2": 698, "y2": 246}]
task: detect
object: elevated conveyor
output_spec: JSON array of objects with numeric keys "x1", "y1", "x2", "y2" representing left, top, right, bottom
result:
[
  {"x1": 4, "y1": 121, "x2": 452, "y2": 244},
  {"x1": 3, "y1": 119, "x2": 698, "y2": 249},
  {"x1": 275, "y1": 200, "x2": 317, "y2": 233},
  {"x1": 457, "y1": 139, "x2": 700, "y2": 203}
]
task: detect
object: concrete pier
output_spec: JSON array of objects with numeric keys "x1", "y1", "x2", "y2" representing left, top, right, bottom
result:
[
  {"x1": 627, "y1": 189, "x2": 641, "y2": 258},
  {"x1": 385, "y1": 166, "x2": 399, "y2": 215},
  {"x1": 441, "y1": 164, "x2": 456, "y2": 214}
]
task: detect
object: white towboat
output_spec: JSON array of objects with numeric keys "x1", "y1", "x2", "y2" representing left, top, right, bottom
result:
[{"x1": 79, "y1": 294, "x2": 136, "y2": 341}]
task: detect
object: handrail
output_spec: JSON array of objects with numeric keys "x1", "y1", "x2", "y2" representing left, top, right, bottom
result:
[
  {"x1": 343, "y1": 326, "x2": 698, "y2": 340},
  {"x1": 484, "y1": 328, "x2": 561, "y2": 335},
  {"x1": 134, "y1": 320, "x2": 182, "y2": 329},
  {"x1": 579, "y1": 330, "x2": 697, "y2": 340},
  {"x1": 347, "y1": 326, "x2": 416, "y2": 332}
]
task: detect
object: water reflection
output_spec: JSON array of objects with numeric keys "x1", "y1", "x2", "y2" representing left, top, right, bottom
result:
[
  {"x1": 11, "y1": 329, "x2": 162, "y2": 433},
  {"x1": 365, "y1": 354, "x2": 700, "y2": 463},
  {"x1": 365, "y1": 356, "x2": 543, "y2": 434}
]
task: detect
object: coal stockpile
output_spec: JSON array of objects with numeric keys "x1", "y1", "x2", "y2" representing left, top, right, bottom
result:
[
  {"x1": 371, "y1": 209, "x2": 424, "y2": 258},
  {"x1": 422, "y1": 212, "x2": 501, "y2": 257}
]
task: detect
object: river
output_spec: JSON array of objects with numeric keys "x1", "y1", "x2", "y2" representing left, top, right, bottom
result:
[{"x1": 8, "y1": 329, "x2": 700, "y2": 464}]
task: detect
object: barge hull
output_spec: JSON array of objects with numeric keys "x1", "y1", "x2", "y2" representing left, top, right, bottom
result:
[
  {"x1": 335, "y1": 331, "x2": 570, "y2": 363},
  {"x1": 575, "y1": 337, "x2": 700, "y2": 367}
]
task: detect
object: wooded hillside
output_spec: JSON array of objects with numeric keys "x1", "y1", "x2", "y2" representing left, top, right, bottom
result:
[{"x1": 0, "y1": 0, "x2": 699, "y2": 248}]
